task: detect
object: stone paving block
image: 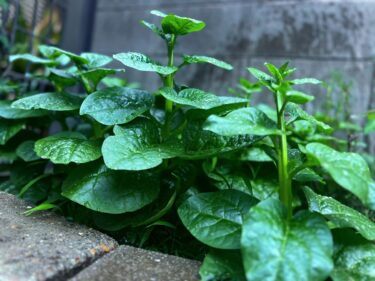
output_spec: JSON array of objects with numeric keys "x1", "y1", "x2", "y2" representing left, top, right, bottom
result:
[
  {"x1": 0, "y1": 192, "x2": 118, "y2": 281},
  {"x1": 71, "y1": 245, "x2": 201, "y2": 281}
]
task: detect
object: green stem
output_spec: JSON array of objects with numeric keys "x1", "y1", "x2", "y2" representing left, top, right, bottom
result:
[
  {"x1": 276, "y1": 92, "x2": 292, "y2": 218},
  {"x1": 165, "y1": 35, "x2": 176, "y2": 113}
]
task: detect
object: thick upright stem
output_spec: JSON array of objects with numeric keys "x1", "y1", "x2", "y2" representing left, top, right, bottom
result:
[
  {"x1": 165, "y1": 35, "x2": 176, "y2": 113},
  {"x1": 276, "y1": 94, "x2": 292, "y2": 218}
]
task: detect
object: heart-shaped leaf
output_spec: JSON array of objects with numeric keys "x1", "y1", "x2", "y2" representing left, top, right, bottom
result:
[
  {"x1": 306, "y1": 143, "x2": 375, "y2": 210},
  {"x1": 102, "y1": 119, "x2": 182, "y2": 170},
  {"x1": 161, "y1": 14, "x2": 205, "y2": 35},
  {"x1": 80, "y1": 86, "x2": 154, "y2": 125},
  {"x1": 304, "y1": 187, "x2": 375, "y2": 240},
  {"x1": 182, "y1": 55, "x2": 233, "y2": 70},
  {"x1": 62, "y1": 163, "x2": 159, "y2": 214},
  {"x1": 241, "y1": 198, "x2": 333, "y2": 281},
  {"x1": 12, "y1": 92, "x2": 82, "y2": 111},
  {"x1": 113, "y1": 52, "x2": 177, "y2": 75},
  {"x1": 203, "y1": 107, "x2": 279, "y2": 136},
  {"x1": 178, "y1": 190, "x2": 258, "y2": 249},
  {"x1": 35, "y1": 132, "x2": 102, "y2": 164}
]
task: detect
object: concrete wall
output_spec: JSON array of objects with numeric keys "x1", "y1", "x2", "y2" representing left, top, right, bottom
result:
[{"x1": 90, "y1": 0, "x2": 375, "y2": 153}]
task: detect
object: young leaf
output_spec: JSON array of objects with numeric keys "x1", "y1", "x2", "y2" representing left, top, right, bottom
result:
[
  {"x1": 200, "y1": 249, "x2": 246, "y2": 281},
  {"x1": 9, "y1": 54, "x2": 56, "y2": 65},
  {"x1": 290, "y1": 78, "x2": 322, "y2": 85},
  {"x1": 150, "y1": 10, "x2": 167, "y2": 17},
  {"x1": 161, "y1": 14, "x2": 205, "y2": 35},
  {"x1": 304, "y1": 187, "x2": 375, "y2": 240},
  {"x1": 182, "y1": 55, "x2": 233, "y2": 70},
  {"x1": 140, "y1": 20, "x2": 167, "y2": 40},
  {"x1": 0, "y1": 100, "x2": 47, "y2": 119},
  {"x1": 34, "y1": 132, "x2": 102, "y2": 164},
  {"x1": 306, "y1": 143, "x2": 375, "y2": 210},
  {"x1": 203, "y1": 107, "x2": 280, "y2": 136},
  {"x1": 39, "y1": 45, "x2": 89, "y2": 66},
  {"x1": 159, "y1": 87, "x2": 246, "y2": 110},
  {"x1": 286, "y1": 90, "x2": 314, "y2": 104},
  {"x1": 264, "y1": 62, "x2": 282, "y2": 81},
  {"x1": 248, "y1": 67, "x2": 276, "y2": 83},
  {"x1": 102, "y1": 119, "x2": 182, "y2": 170},
  {"x1": 331, "y1": 243, "x2": 375, "y2": 281},
  {"x1": 79, "y1": 68, "x2": 118, "y2": 92},
  {"x1": 113, "y1": 52, "x2": 177, "y2": 75},
  {"x1": 0, "y1": 120, "x2": 25, "y2": 145},
  {"x1": 241, "y1": 198, "x2": 333, "y2": 281},
  {"x1": 80, "y1": 86, "x2": 154, "y2": 125},
  {"x1": 16, "y1": 140, "x2": 40, "y2": 162},
  {"x1": 62, "y1": 163, "x2": 160, "y2": 214},
  {"x1": 178, "y1": 190, "x2": 258, "y2": 249},
  {"x1": 80, "y1": 52, "x2": 112, "y2": 68},
  {"x1": 12, "y1": 92, "x2": 82, "y2": 111}
]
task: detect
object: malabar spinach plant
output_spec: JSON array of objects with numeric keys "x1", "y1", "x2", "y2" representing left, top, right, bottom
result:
[{"x1": 178, "y1": 63, "x2": 375, "y2": 281}]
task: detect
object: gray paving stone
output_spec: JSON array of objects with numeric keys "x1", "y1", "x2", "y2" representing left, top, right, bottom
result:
[
  {"x1": 71, "y1": 245, "x2": 201, "y2": 281},
  {"x1": 0, "y1": 192, "x2": 118, "y2": 281}
]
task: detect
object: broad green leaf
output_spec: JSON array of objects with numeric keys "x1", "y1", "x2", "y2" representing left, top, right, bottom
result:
[
  {"x1": 178, "y1": 190, "x2": 258, "y2": 249},
  {"x1": 304, "y1": 187, "x2": 375, "y2": 240},
  {"x1": 11, "y1": 92, "x2": 82, "y2": 111},
  {"x1": 47, "y1": 68, "x2": 78, "y2": 88},
  {"x1": 140, "y1": 20, "x2": 167, "y2": 40},
  {"x1": 200, "y1": 249, "x2": 246, "y2": 281},
  {"x1": 248, "y1": 67, "x2": 276, "y2": 83},
  {"x1": 159, "y1": 87, "x2": 246, "y2": 110},
  {"x1": 237, "y1": 147, "x2": 273, "y2": 162},
  {"x1": 203, "y1": 107, "x2": 279, "y2": 136},
  {"x1": 241, "y1": 198, "x2": 333, "y2": 281},
  {"x1": 113, "y1": 52, "x2": 177, "y2": 75},
  {"x1": 293, "y1": 168, "x2": 324, "y2": 183},
  {"x1": 286, "y1": 103, "x2": 332, "y2": 132},
  {"x1": 331, "y1": 243, "x2": 375, "y2": 281},
  {"x1": 306, "y1": 143, "x2": 375, "y2": 210},
  {"x1": 79, "y1": 68, "x2": 118, "y2": 92},
  {"x1": 39, "y1": 45, "x2": 88, "y2": 65},
  {"x1": 286, "y1": 90, "x2": 314, "y2": 104},
  {"x1": 182, "y1": 120, "x2": 260, "y2": 159},
  {"x1": 250, "y1": 178, "x2": 278, "y2": 201},
  {"x1": 34, "y1": 132, "x2": 102, "y2": 164},
  {"x1": 80, "y1": 86, "x2": 154, "y2": 125},
  {"x1": 161, "y1": 14, "x2": 205, "y2": 35},
  {"x1": 80, "y1": 52, "x2": 112, "y2": 68},
  {"x1": 0, "y1": 120, "x2": 24, "y2": 145},
  {"x1": 182, "y1": 55, "x2": 233, "y2": 70},
  {"x1": 0, "y1": 100, "x2": 47, "y2": 119},
  {"x1": 62, "y1": 163, "x2": 159, "y2": 214},
  {"x1": 102, "y1": 119, "x2": 182, "y2": 170},
  {"x1": 16, "y1": 140, "x2": 40, "y2": 162},
  {"x1": 291, "y1": 78, "x2": 322, "y2": 85},
  {"x1": 9, "y1": 54, "x2": 56, "y2": 65},
  {"x1": 293, "y1": 120, "x2": 316, "y2": 137}
]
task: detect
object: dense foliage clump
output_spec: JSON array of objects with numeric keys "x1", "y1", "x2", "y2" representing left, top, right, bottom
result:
[{"x1": 2, "y1": 10, "x2": 375, "y2": 281}]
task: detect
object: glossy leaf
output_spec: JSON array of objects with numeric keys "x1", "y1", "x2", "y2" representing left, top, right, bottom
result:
[
  {"x1": 102, "y1": 119, "x2": 182, "y2": 170},
  {"x1": 0, "y1": 100, "x2": 47, "y2": 119},
  {"x1": 16, "y1": 140, "x2": 40, "y2": 162},
  {"x1": 203, "y1": 107, "x2": 279, "y2": 136},
  {"x1": 200, "y1": 249, "x2": 246, "y2": 281},
  {"x1": 80, "y1": 86, "x2": 154, "y2": 125},
  {"x1": 306, "y1": 143, "x2": 375, "y2": 210},
  {"x1": 248, "y1": 67, "x2": 276, "y2": 83},
  {"x1": 331, "y1": 243, "x2": 375, "y2": 281},
  {"x1": 161, "y1": 14, "x2": 205, "y2": 35},
  {"x1": 286, "y1": 90, "x2": 314, "y2": 104},
  {"x1": 80, "y1": 52, "x2": 112, "y2": 68},
  {"x1": 241, "y1": 198, "x2": 333, "y2": 281},
  {"x1": 291, "y1": 78, "x2": 322, "y2": 85},
  {"x1": 0, "y1": 120, "x2": 24, "y2": 145},
  {"x1": 304, "y1": 187, "x2": 375, "y2": 240},
  {"x1": 159, "y1": 87, "x2": 246, "y2": 110},
  {"x1": 39, "y1": 45, "x2": 89, "y2": 65},
  {"x1": 182, "y1": 55, "x2": 233, "y2": 70},
  {"x1": 62, "y1": 163, "x2": 159, "y2": 214},
  {"x1": 178, "y1": 190, "x2": 257, "y2": 249},
  {"x1": 12, "y1": 92, "x2": 82, "y2": 111},
  {"x1": 9, "y1": 54, "x2": 56, "y2": 65},
  {"x1": 79, "y1": 68, "x2": 119, "y2": 92},
  {"x1": 113, "y1": 52, "x2": 177, "y2": 75},
  {"x1": 34, "y1": 132, "x2": 102, "y2": 164}
]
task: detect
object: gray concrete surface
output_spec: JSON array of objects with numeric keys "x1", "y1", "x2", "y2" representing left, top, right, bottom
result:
[
  {"x1": 0, "y1": 192, "x2": 118, "y2": 281},
  {"x1": 91, "y1": 0, "x2": 375, "y2": 153},
  {"x1": 71, "y1": 245, "x2": 201, "y2": 281}
]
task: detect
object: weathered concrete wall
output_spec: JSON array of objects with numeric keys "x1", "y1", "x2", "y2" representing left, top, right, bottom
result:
[{"x1": 91, "y1": 0, "x2": 375, "y2": 153}]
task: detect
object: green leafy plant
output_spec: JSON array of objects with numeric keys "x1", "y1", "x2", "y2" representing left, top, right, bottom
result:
[{"x1": 2, "y1": 10, "x2": 375, "y2": 281}]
